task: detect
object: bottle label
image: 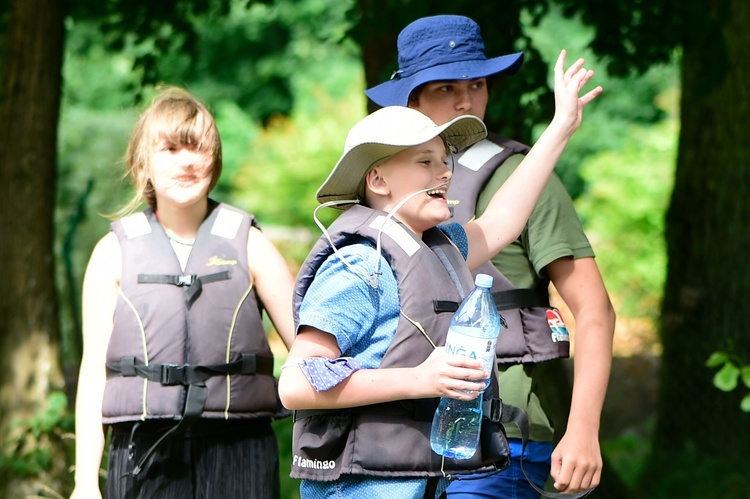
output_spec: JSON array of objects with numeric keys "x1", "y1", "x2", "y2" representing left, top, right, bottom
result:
[{"x1": 445, "y1": 327, "x2": 497, "y2": 374}]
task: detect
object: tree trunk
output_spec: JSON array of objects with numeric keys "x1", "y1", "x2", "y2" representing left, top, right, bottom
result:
[
  {"x1": 0, "y1": 0, "x2": 68, "y2": 495},
  {"x1": 355, "y1": 0, "x2": 405, "y2": 114},
  {"x1": 651, "y1": 0, "x2": 750, "y2": 480}
]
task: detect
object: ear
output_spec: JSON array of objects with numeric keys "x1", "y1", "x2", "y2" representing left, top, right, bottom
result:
[{"x1": 365, "y1": 166, "x2": 390, "y2": 196}]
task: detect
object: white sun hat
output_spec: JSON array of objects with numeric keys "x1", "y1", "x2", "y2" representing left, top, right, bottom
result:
[{"x1": 316, "y1": 106, "x2": 487, "y2": 207}]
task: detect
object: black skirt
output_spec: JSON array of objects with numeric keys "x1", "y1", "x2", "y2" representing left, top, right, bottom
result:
[{"x1": 106, "y1": 418, "x2": 280, "y2": 499}]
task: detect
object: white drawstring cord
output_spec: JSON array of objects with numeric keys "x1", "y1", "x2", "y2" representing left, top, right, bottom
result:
[{"x1": 313, "y1": 199, "x2": 378, "y2": 287}]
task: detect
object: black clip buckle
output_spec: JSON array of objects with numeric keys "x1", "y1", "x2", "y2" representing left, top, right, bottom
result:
[{"x1": 160, "y1": 364, "x2": 187, "y2": 385}]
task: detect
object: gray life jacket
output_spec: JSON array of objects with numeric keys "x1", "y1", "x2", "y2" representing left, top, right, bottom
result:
[
  {"x1": 449, "y1": 132, "x2": 570, "y2": 364},
  {"x1": 290, "y1": 205, "x2": 529, "y2": 481},
  {"x1": 103, "y1": 201, "x2": 281, "y2": 426}
]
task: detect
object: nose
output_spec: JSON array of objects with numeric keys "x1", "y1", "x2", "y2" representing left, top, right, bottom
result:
[
  {"x1": 175, "y1": 148, "x2": 199, "y2": 169},
  {"x1": 439, "y1": 161, "x2": 453, "y2": 181},
  {"x1": 455, "y1": 88, "x2": 471, "y2": 113}
]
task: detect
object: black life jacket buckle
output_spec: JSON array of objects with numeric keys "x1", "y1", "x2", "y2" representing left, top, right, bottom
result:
[{"x1": 160, "y1": 364, "x2": 188, "y2": 385}]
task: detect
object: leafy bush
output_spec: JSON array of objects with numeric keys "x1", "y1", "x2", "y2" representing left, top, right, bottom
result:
[{"x1": 0, "y1": 391, "x2": 76, "y2": 496}]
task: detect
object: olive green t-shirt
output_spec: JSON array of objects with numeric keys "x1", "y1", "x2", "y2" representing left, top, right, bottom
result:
[{"x1": 475, "y1": 153, "x2": 595, "y2": 441}]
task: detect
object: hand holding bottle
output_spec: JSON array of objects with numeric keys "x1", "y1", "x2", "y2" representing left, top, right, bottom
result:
[{"x1": 412, "y1": 347, "x2": 488, "y2": 400}]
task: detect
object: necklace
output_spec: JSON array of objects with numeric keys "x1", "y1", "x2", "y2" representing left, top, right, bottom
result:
[{"x1": 165, "y1": 229, "x2": 195, "y2": 247}]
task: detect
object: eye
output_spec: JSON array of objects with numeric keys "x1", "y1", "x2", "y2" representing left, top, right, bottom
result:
[
  {"x1": 474, "y1": 79, "x2": 488, "y2": 91},
  {"x1": 425, "y1": 82, "x2": 451, "y2": 94},
  {"x1": 445, "y1": 155, "x2": 455, "y2": 172}
]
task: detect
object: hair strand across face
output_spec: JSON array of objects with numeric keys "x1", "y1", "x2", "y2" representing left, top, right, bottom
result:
[{"x1": 115, "y1": 87, "x2": 222, "y2": 217}]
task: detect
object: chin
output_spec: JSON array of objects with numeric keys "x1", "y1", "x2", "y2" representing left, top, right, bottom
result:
[
  {"x1": 435, "y1": 206, "x2": 452, "y2": 222},
  {"x1": 423, "y1": 212, "x2": 451, "y2": 230}
]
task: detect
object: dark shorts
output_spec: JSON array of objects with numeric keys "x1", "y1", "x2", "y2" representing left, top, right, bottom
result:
[{"x1": 106, "y1": 419, "x2": 280, "y2": 499}]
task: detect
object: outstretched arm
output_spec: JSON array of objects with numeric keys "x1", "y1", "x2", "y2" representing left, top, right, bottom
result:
[{"x1": 464, "y1": 50, "x2": 602, "y2": 270}]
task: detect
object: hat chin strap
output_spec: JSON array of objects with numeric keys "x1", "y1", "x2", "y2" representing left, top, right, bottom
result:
[{"x1": 312, "y1": 181, "x2": 449, "y2": 289}]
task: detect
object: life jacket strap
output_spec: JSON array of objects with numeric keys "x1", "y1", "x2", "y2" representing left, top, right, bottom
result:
[
  {"x1": 124, "y1": 382, "x2": 208, "y2": 477},
  {"x1": 433, "y1": 300, "x2": 460, "y2": 313},
  {"x1": 137, "y1": 270, "x2": 232, "y2": 301},
  {"x1": 492, "y1": 287, "x2": 550, "y2": 311},
  {"x1": 106, "y1": 352, "x2": 274, "y2": 385},
  {"x1": 433, "y1": 287, "x2": 548, "y2": 322},
  {"x1": 293, "y1": 397, "x2": 439, "y2": 423},
  {"x1": 114, "y1": 351, "x2": 272, "y2": 478},
  {"x1": 487, "y1": 399, "x2": 528, "y2": 440}
]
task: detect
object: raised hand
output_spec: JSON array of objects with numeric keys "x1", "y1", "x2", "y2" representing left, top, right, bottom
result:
[{"x1": 552, "y1": 49, "x2": 603, "y2": 137}]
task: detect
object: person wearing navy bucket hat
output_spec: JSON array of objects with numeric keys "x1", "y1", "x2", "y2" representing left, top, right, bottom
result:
[
  {"x1": 367, "y1": 15, "x2": 615, "y2": 499},
  {"x1": 366, "y1": 16, "x2": 524, "y2": 108}
]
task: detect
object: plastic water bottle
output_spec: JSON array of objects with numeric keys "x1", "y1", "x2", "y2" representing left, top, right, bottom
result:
[{"x1": 430, "y1": 273, "x2": 501, "y2": 459}]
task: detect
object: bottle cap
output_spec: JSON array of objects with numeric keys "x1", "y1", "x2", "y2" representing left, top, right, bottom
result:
[{"x1": 475, "y1": 273, "x2": 493, "y2": 288}]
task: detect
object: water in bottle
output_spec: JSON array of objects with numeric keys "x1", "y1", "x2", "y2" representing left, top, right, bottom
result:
[{"x1": 430, "y1": 273, "x2": 501, "y2": 459}]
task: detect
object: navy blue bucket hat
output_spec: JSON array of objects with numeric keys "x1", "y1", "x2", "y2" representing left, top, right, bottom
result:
[{"x1": 366, "y1": 15, "x2": 524, "y2": 107}]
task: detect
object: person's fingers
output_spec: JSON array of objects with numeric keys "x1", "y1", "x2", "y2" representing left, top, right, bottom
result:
[
  {"x1": 443, "y1": 353, "x2": 486, "y2": 374},
  {"x1": 556, "y1": 458, "x2": 602, "y2": 493},
  {"x1": 446, "y1": 364, "x2": 489, "y2": 384},
  {"x1": 549, "y1": 451, "x2": 563, "y2": 483},
  {"x1": 564, "y1": 58, "x2": 586, "y2": 82},
  {"x1": 577, "y1": 465, "x2": 597, "y2": 491},
  {"x1": 554, "y1": 49, "x2": 568, "y2": 79},
  {"x1": 445, "y1": 355, "x2": 483, "y2": 369},
  {"x1": 578, "y1": 69, "x2": 596, "y2": 90},
  {"x1": 565, "y1": 67, "x2": 588, "y2": 91},
  {"x1": 552, "y1": 469, "x2": 570, "y2": 491},
  {"x1": 580, "y1": 86, "x2": 604, "y2": 107},
  {"x1": 444, "y1": 383, "x2": 485, "y2": 399},
  {"x1": 589, "y1": 464, "x2": 603, "y2": 489},
  {"x1": 565, "y1": 461, "x2": 587, "y2": 492}
]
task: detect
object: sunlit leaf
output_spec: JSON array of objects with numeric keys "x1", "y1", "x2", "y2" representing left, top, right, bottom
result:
[
  {"x1": 713, "y1": 363, "x2": 740, "y2": 392},
  {"x1": 741, "y1": 394, "x2": 750, "y2": 413},
  {"x1": 706, "y1": 351, "x2": 730, "y2": 368},
  {"x1": 741, "y1": 366, "x2": 750, "y2": 388}
]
